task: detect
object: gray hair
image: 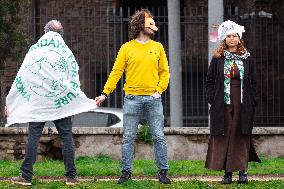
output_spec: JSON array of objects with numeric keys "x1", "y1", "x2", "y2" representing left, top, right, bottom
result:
[{"x1": 44, "y1": 20, "x2": 64, "y2": 36}]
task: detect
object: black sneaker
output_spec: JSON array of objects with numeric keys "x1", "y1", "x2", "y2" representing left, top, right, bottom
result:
[
  {"x1": 157, "y1": 169, "x2": 171, "y2": 184},
  {"x1": 221, "y1": 172, "x2": 232, "y2": 184},
  {"x1": 11, "y1": 176, "x2": 32, "y2": 186},
  {"x1": 238, "y1": 170, "x2": 248, "y2": 184},
  {"x1": 66, "y1": 177, "x2": 79, "y2": 185},
  {"x1": 117, "y1": 170, "x2": 131, "y2": 184}
]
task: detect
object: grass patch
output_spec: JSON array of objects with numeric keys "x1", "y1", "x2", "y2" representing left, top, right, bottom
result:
[
  {"x1": 0, "y1": 155, "x2": 283, "y2": 177},
  {"x1": 0, "y1": 180, "x2": 284, "y2": 189}
]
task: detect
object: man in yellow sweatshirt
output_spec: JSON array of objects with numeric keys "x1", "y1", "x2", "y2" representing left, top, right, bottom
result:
[{"x1": 95, "y1": 9, "x2": 170, "y2": 184}]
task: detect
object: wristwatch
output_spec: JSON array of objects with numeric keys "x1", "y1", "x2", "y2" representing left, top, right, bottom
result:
[{"x1": 101, "y1": 92, "x2": 108, "y2": 99}]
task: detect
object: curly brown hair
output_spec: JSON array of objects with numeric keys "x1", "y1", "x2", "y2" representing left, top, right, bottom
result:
[
  {"x1": 214, "y1": 39, "x2": 247, "y2": 58},
  {"x1": 129, "y1": 9, "x2": 153, "y2": 39}
]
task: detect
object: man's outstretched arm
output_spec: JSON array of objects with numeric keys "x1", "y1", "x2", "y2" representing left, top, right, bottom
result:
[{"x1": 95, "y1": 44, "x2": 126, "y2": 106}]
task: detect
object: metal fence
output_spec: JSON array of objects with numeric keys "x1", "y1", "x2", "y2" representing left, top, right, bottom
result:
[
  {"x1": 0, "y1": 5, "x2": 283, "y2": 127},
  {"x1": 225, "y1": 8, "x2": 284, "y2": 127}
]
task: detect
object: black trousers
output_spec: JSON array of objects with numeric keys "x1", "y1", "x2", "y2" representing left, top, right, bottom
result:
[{"x1": 20, "y1": 117, "x2": 76, "y2": 181}]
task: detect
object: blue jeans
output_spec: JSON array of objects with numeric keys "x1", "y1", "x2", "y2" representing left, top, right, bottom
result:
[
  {"x1": 122, "y1": 95, "x2": 169, "y2": 171},
  {"x1": 20, "y1": 117, "x2": 76, "y2": 181}
]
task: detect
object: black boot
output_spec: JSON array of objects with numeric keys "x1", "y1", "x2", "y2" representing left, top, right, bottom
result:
[
  {"x1": 117, "y1": 170, "x2": 131, "y2": 184},
  {"x1": 238, "y1": 170, "x2": 248, "y2": 184},
  {"x1": 221, "y1": 172, "x2": 232, "y2": 184},
  {"x1": 157, "y1": 169, "x2": 171, "y2": 184}
]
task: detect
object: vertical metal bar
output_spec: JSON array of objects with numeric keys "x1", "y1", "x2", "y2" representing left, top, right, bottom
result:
[
  {"x1": 39, "y1": 8, "x2": 42, "y2": 38},
  {"x1": 271, "y1": 16, "x2": 275, "y2": 125},
  {"x1": 32, "y1": 0, "x2": 36, "y2": 40},
  {"x1": 157, "y1": 6, "x2": 160, "y2": 42},
  {"x1": 259, "y1": 16, "x2": 264, "y2": 126},
  {"x1": 183, "y1": 7, "x2": 188, "y2": 126},
  {"x1": 88, "y1": 6, "x2": 91, "y2": 97},
  {"x1": 202, "y1": 5, "x2": 207, "y2": 126},
  {"x1": 106, "y1": 7, "x2": 110, "y2": 107},
  {"x1": 44, "y1": 7, "x2": 47, "y2": 33},
  {"x1": 277, "y1": 21, "x2": 280, "y2": 125},
  {"x1": 94, "y1": 7, "x2": 97, "y2": 97},
  {"x1": 265, "y1": 17, "x2": 269, "y2": 126},
  {"x1": 120, "y1": 7, "x2": 124, "y2": 108},
  {"x1": 113, "y1": 7, "x2": 118, "y2": 108},
  {"x1": 164, "y1": 6, "x2": 169, "y2": 122},
  {"x1": 190, "y1": 10, "x2": 194, "y2": 124},
  {"x1": 196, "y1": 11, "x2": 200, "y2": 120},
  {"x1": 76, "y1": 11, "x2": 82, "y2": 92},
  {"x1": 99, "y1": 5, "x2": 103, "y2": 104}
]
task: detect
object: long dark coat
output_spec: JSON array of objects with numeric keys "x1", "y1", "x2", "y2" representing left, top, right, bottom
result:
[
  {"x1": 205, "y1": 56, "x2": 257, "y2": 136},
  {"x1": 205, "y1": 56, "x2": 261, "y2": 163}
]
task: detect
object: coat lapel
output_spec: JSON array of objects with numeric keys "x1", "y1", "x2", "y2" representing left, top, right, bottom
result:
[
  {"x1": 218, "y1": 57, "x2": 225, "y2": 82},
  {"x1": 243, "y1": 59, "x2": 249, "y2": 80}
]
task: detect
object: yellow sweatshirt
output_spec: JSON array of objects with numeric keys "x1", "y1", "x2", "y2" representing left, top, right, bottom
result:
[{"x1": 103, "y1": 40, "x2": 170, "y2": 96}]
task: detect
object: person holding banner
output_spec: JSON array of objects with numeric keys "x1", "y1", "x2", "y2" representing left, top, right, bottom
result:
[
  {"x1": 205, "y1": 20, "x2": 261, "y2": 184},
  {"x1": 6, "y1": 20, "x2": 97, "y2": 186},
  {"x1": 95, "y1": 9, "x2": 171, "y2": 184}
]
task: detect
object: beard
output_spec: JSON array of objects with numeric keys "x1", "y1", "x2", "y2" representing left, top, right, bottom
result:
[{"x1": 142, "y1": 28, "x2": 155, "y2": 37}]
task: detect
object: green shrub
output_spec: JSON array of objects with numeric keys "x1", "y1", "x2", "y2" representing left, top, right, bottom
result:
[{"x1": 137, "y1": 124, "x2": 153, "y2": 144}]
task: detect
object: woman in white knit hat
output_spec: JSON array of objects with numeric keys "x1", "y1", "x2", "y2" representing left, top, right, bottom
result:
[{"x1": 205, "y1": 20, "x2": 261, "y2": 184}]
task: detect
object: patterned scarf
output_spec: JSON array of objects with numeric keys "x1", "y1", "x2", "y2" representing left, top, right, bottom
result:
[{"x1": 223, "y1": 50, "x2": 250, "y2": 104}]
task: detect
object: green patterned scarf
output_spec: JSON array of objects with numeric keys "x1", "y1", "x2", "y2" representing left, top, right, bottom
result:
[{"x1": 224, "y1": 50, "x2": 250, "y2": 104}]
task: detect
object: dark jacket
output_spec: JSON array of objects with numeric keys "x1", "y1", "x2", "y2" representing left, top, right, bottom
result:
[{"x1": 205, "y1": 56, "x2": 257, "y2": 136}]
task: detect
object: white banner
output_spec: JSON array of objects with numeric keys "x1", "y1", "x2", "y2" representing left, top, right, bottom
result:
[{"x1": 6, "y1": 31, "x2": 97, "y2": 127}]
